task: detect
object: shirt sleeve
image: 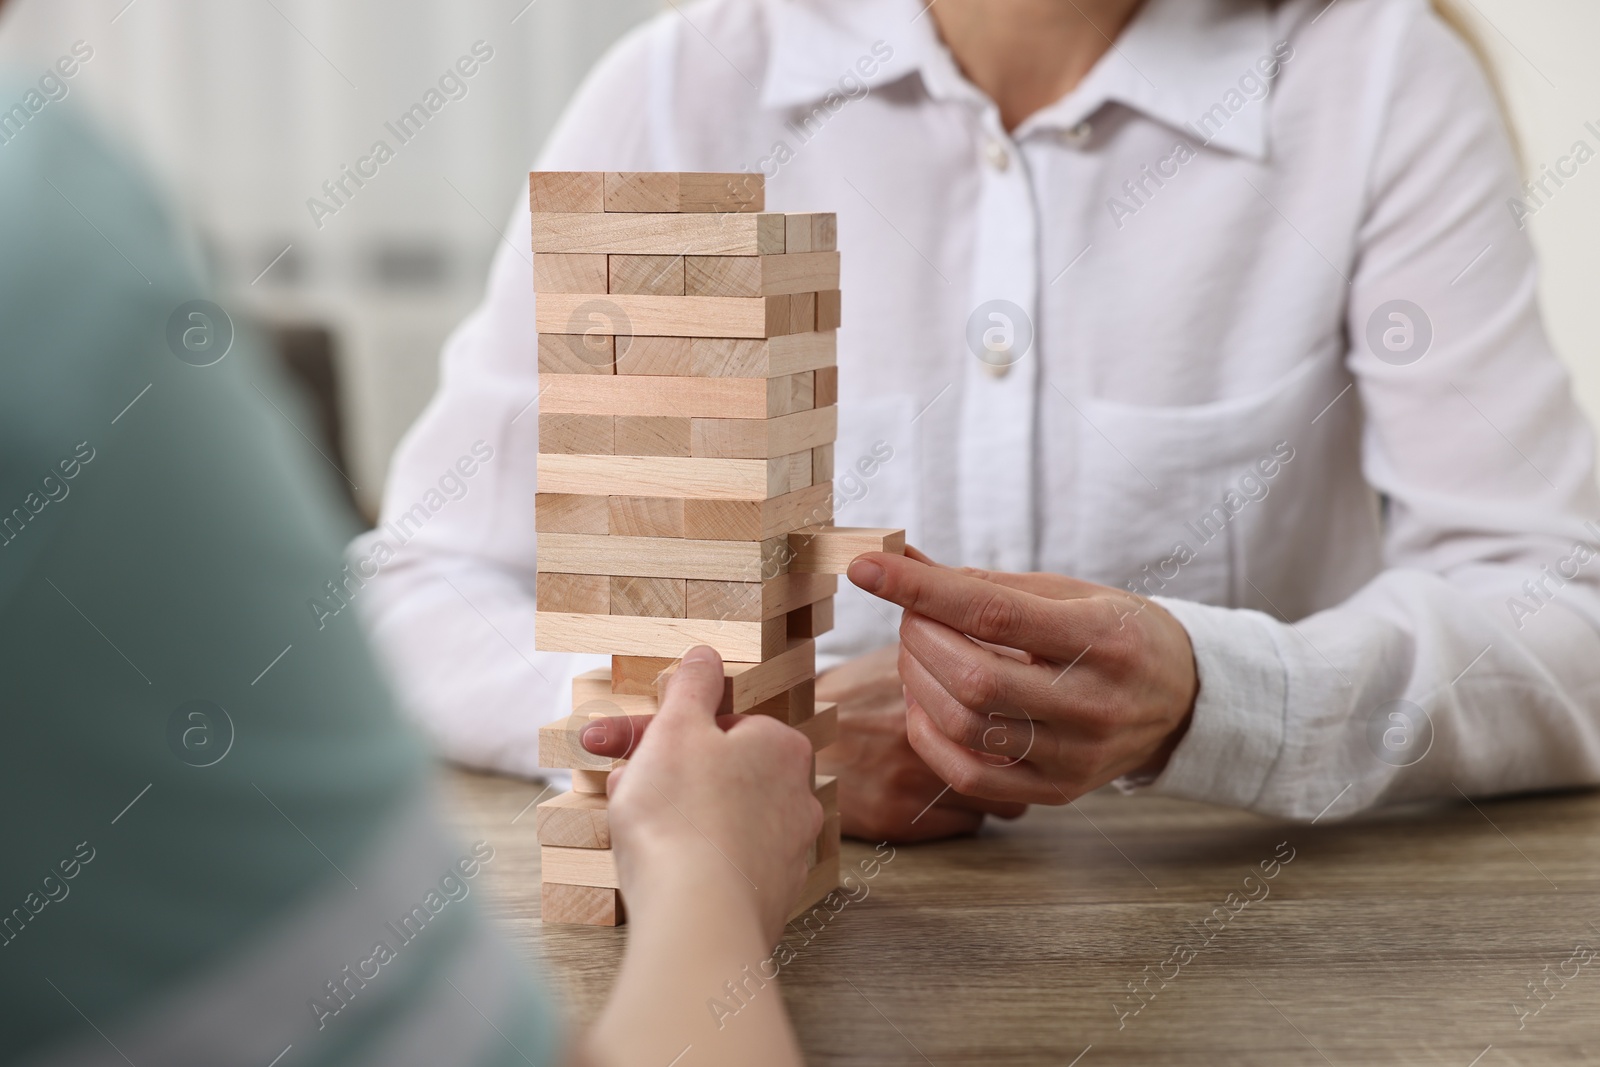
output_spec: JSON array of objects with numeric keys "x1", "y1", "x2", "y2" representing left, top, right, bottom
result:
[
  {"x1": 352, "y1": 20, "x2": 667, "y2": 776},
  {"x1": 1142, "y1": 6, "x2": 1600, "y2": 819}
]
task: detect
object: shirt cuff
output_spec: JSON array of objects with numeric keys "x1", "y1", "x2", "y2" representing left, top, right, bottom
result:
[{"x1": 1120, "y1": 597, "x2": 1290, "y2": 810}]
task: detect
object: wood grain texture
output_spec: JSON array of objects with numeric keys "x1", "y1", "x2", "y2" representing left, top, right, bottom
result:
[
  {"x1": 532, "y1": 211, "x2": 785, "y2": 255},
  {"x1": 572, "y1": 668, "x2": 660, "y2": 713},
  {"x1": 612, "y1": 416, "x2": 691, "y2": 457},
  {"x1": 615, "y1": 336, "x2": 694, "y2": 376},
  {"x1": 535, "y1": 494, "x2": 609, "y2": 535},
  {"x1": 528, "y1": 171, "x2": 603, "y2": 213},
  {"x1": 538, "y1": 332, "x2": 615, "y2": 374},
  {"x1": 692, "y1": 332, "x2": 836, "y2": 378},
  {"x1": 535, "y1": 572, "x2": 609, "y2": 614},
  {"x1": 816, "y1": 289, "x2": 841, "y2": 331},
  {"x1": 537, "y1": 532, "x2": 783, "y2": 582},
  {"x1": 535, "y1": 790, "x2": 611, "y2": 848},
  {"x1": 607, "y1": 254, "x2": 684, "y2": 296},
  {"x1": 788, "y1": 291, "x2": 817, "y2": 335},
  {"x1": 542, "y1": 845, "x2": 620, "y2": 889},
  {"x1": 811, "y1": 212, "x2": 837, "y2": 251},
  {"x1": 786, "y1": 595, "x2": 835, "y2": 638},
  {"x1": 814, "y1": 365, "x2": 839, "y2": 408},
  {"x1": 610, "y1": 656, "x2": 677, "y2": 697},
  {"x1": 539, "y1": 373, "x2": 809, "y2": 420},
  {"x1": 452, "y1": 773, "x2": 1600, "y2": 1065},
  {"x1": 686, "y1": 573, "x2": 836, "y2": 623},
  {"x1": 569, "y1": 768, "x2": 609, "y2": 794},
  {"x1": 538, "y1": 413, "x2": 614, "y2": 455},
  {"x1": 683, "y1": 482, "x2": 835, "y2": 541},
  {"x1": 602, "y1": 171, "x2": 763, "y2": 213},
  {"x1": 535, "y1": 611, "x2": 784, "y2": 662},
  {"x1": 606, "y1": 496, "x2": 685, "y2": 537},
  {"x1": 691, "y1": 406, "x2": 837, "y2": 460},
  {"x1": 655, "y1": 638, "x2": 817, "y2": 713},
  {"x1": 685, "y1": 252, "x2": 840, "y2": 298},
  {"x1": 812, "y1": 443, "x2": 834, "y2": 485},
  {"x1": 788, "y1": 526, "x2": 906, "y2": 573},
  {"x1": 538, "y1": 714, "x2": 621, "y2": 771},
  {"x1": 609, "y1": 575, "x2": 686, "y2": 618},
  {"x1": 536, "y1": 454, "x2": 783, "y2": 501},
  {"x1": 534, "y1": 252, "x2": 608, "y2": 293},
  {"x1": 540, "y1": 882, "x2": 623, "y2": 926},
  {"x1": 535, "y1": 292, "x2": 804, "y2": 340},
  {"x1": 795, "y1": 701, "x2": 838, "y2": 751}
]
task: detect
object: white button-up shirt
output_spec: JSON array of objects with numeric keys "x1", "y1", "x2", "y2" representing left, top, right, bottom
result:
[{"x1": 355, "y1": 0, "x2": 1600, "y2": 820}]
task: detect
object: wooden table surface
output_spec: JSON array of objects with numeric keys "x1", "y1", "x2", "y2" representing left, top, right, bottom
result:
[{"x1": 443, "y1": 768, "x2": 1600, "y2": 1066}]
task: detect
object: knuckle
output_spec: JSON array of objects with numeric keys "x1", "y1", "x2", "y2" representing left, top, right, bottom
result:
[
  {"x1": 952, "y1": 661, "x2": 1000, "y2": 710},
  {"x1": 947, "y1": 760, "x2": 984, "y2": 796},
  {"x1": 972, "y1": 590, "x2": 1021, "y2": 639}
]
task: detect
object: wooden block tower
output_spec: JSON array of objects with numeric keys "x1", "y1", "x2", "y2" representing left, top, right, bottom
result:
[{"x1": 528, "y1": 170, "x2": 905, "y2": 926}]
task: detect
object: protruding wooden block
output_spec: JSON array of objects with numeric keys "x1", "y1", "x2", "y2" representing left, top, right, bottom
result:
[
  {"x1": 531, "y1": 212, "x2": 785, "y2": 256},
  {"x1": 655, "y1": 638, "x2": 817, "y2": 714},
  {"x1": 692, "y1": 333, "x2": 835, "y2": 378},
  {"x1": 610, "y1": 575, "x2": 687, "y2": 618},
  {"x1": 536, "y1": 790, "x2": 611, "y2": 848},
  {"x1": 538, "y1": 332, "x2": 615, "y2": 374},
  {"x1": 608, "y1": 254, "x2": 685, "y2": 296},
  {"x1": 614, "y1": 416, "x2": 691, "y2": 456},
  {"x1": 537, "y1": 454, "x2": 795, "y2": 502},
  {"x1": 536, "y1": 493, "x2": 610, "y2": 535},
  {"x1": 538, "y1": 531, "x2": 784, "y2": 581},
  {"x1": 816, "y1": 290, "x2": 841, "y2": 331},
  {"x1": 686, "y1": 573, "x2": 836, "y2": 622},
  {"x1": 542, "y1": 882, "x2": 624, "y2": 926},
  {"x1": 682, "y1": 481, "x2": 834, "y2": 541},
  {"x1": 612, "y1": 656, "x2": 676, "y2": 697},
  {"x1": 536, "y1": 573, "x2": 610, "y2": 614},
  {"x1": 571, "y1": 768, "x2": 610, "y2": 794},
  {"x1": 788, "y1": 526, "x2": 906, "y2": 573},
  {"x1": 606, "y1": 495, "x2": 686, "y2": 537},
  {"x1": 542, "y1": 845, "x2": 620, "y2": 889},
  {"x1": 539, "y1": 373, "x2": 817, "y2": 420},
  {"x1": 529, "y1": 171, "x2": 604, "y2": 213},
  {"x1": 786, "y1": 595, "x2": 834, "y2": 638},
  {"x1": 538, "y1": 413, "x2": 614, "y2": 455},
  {"x1": 814, "y1": 366, "x2": 838, "y2": 408},
  {"x1": 535, "y1": 612, "x2": 785, "y2": 661},
  {"x1": 691, "y1": 406, "x2": 836, "y2": 460},
  {"x1": 602, "y1": 172, "x2": 764, "y2": 213},
  {"x1": 685, "y1": 252, "x2": 840, "y2": 298},
  {"x1": 536, "y1": 293, "x2": 808, "y2": 340},
  {"x1": 811, "y1": 443, "x2": 834, "y2": 485},
  {"x1": 539, "y1": 714, "x2": 622, "y2": 771},
  {"x1": 616, "y1": 336, "x2": 694, "y2": 376},
  {"x1": 534, "y1": 252, "x2": 608, "y2": 293}
]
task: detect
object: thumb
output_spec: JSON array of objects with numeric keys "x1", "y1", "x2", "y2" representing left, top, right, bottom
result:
[{"x1": 655, "y1": 645, "x2": 726, "y2": 730}]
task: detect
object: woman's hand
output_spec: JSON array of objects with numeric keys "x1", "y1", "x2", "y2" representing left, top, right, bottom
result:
[
  {"x1": 817, "y1": 644, "x2": 1028, "y2": 842},
  {"x1": 845, "y1": 552, "x2": 1198, "y2": 805},
  {"x1": 601, "y1": 645, "x2": 822, "y2": 943}
]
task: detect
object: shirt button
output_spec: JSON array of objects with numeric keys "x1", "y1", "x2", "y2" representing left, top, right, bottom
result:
[
  {"x1": 1059, "y1": 121, "x2": 1092, "y2": 147},
  {"x1": 983, "y1": 139, "x2": 1010, "y2": 171}
]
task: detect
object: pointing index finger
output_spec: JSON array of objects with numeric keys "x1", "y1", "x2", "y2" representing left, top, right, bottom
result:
[{"x1": 848, "y1": 552, "x2": 1050, "y2": 649}]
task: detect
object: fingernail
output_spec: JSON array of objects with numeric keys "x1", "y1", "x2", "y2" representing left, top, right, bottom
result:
[
  {"x1": 848, "y1": 557, "x2": 885, "y2": 593},
  {"x1": 684, "y1": 645, "x2": 718, "y2": 667},
  {"x1": 581, "y1": 723, "x2": 607, "y2": 749}
]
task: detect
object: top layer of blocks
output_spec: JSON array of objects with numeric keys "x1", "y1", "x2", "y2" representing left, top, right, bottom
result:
[{"x1": 531, "y1": 171, "x2": 765, "y2": 215}]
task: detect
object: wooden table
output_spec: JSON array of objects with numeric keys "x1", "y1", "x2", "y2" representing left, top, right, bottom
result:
[{"x1": 444, "y1": 768, "x2": 1600, "y2": 1065}]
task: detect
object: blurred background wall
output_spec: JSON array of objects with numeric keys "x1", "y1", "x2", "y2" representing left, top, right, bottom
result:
[{"x1": 0, "y1": 0, "x2": 1596, "y2": 519}]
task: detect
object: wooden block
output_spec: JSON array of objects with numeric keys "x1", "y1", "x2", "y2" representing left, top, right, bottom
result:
[
  {"x1": 692, "y1": 332, "x2": 836, "y2": 378},
  {"x1": 536, "y1": 532, "x2": 784, "y2": 582},
  {"x1": 683, "y1": 481, "x2": 834, "y2": 542},
  {"x1": 538, "y1": 413, "x2": 614, "y2": 455},
  {"x1": 613, "y1": 416, "x2": 691, "y2": 457},
  {"x1": 610, "y1": 576, "x2": 686, "y2": 618},
  {"x1": 812, "y1": 213, "x2": 837, "y2": 251},
  {"x1": 788, "y1": 526, "x2": 906, "y2": 573},
  {"x1": 615, "y1": 336, "x2": 694, "y2": 376},
  {"x1": 571, "y1": 768, "x2": 610, "y2": 794},
  {"x1": 536, "y1": 292, "x2": 805, "y2": 340},
  {"x1": 785, "y1": 214, "x2": 814, "y2": 254},
  {"x1": 534, "y1": 252, "x2": 608, "y2": 293},
  {"x1": 814, "y1": 366, "x2": 838, "y2": 407},
  {"x1": 787, "y1": 854, "x2": 841, "y2": 923},
  {"x1": 538, "y1": 332, "x2": 615, "y2": 374},
  {"x1": 538, "y1": 454, "x2": 790, "y2": 502},
  {"x1": 539, "y1": 714, "x2": 621, "y2": 771},
  {"x1": 542, "y1": 845, "x2": 620, "y2": 889},
  {"x1": 692, "y1": 406, "x2": 836, "y2": 460},
  {"x1": 541, "y1": 882, "x2": 624, "y2": 926},
  {"x1": 812, "y1": 443, "x2": 834, "y2": 485},
  {"x1": 779, "y1": 450, "x2": 813, "y2": 494},
  {"x1": 788, "y1": 292, "x2": 816, "y2": 335},
  {"x1": 529, "y1": 171, "x2": 603, "y2": 213},
  {"x1": 532, "y1": 212, "x2": 785, "y2": 256},
  {"x1": 535, "y1": 573, "x2": 609, "y2": 615},
  {"x1": 574, "y1": 668, "x2": 661, "y2": 713},
  {"x1": 536, "y1": 790, "x2": 611, "y2": 849},
  {"x1": 747, "y1": 679, "x2": 814, "y2": 726},
  {"x1": 656, "y1": 638, "x2": 816, "y2": 714},
  {"x1": 796, "y1": 701, "x2": 838, "y2": 750},
  {"x1": 608, "y1": 254, "x2": 685, "y2": 296},
  {"x1": 535, "y1": 612, "x2": 785, "y2": 661},
  {"x1": 602, "y1": 172, "x2": 764, "y2": 213},
  {"x1": 612, "y1": 656, "x2": 676, "y2": 697},
  {"x1": 786, "y1": 595, "x2": 835, "y2": 638},
  {"x1": 687, "y1": 573, "x2": 837, "y2": 622},
  {"x1": 536, "y1": 493, "x2": 609, "y2": 535},
  {"x1": 816, "y1": 290, "x2": 841, "y2": 331},
  {"x1": 539, "y1": 374, "x2": 813, "y2": 420},
  {"x1": 685, "y1": 252, "x2": 840, "y2": 298},
  {"x1": 815, "y1": 774, "x2": 839, "y2": 814},
  {"x1": 607, "y1": 495, "x2": 686, "y2": 537}
]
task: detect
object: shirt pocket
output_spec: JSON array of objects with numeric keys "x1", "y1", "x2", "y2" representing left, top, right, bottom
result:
[{"x1": 1071, "y1": 354, "x2": 1350, "y2": 609}]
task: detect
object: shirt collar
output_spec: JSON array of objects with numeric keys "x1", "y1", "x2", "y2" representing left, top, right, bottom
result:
[{"x1": 759, "y1": 0, "x2": 1276, "y2": 160}]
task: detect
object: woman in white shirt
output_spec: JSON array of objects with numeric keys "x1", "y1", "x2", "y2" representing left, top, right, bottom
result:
[{"x1": 357, "y1": 0, "x2": 1600, "y2": 840}]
